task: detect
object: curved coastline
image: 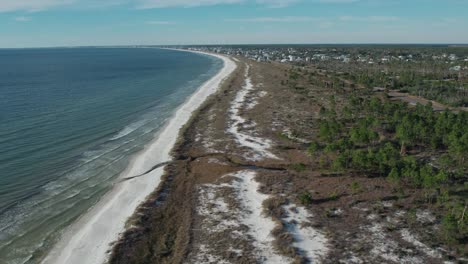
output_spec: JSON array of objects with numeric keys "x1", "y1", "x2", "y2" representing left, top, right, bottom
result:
[{"x1": 42, "y1": 50, "x2": 237, "y2": 264}]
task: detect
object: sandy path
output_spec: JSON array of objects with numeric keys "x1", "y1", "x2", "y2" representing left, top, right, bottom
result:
[
  {"x1": 42, "y1": 50, "x2": 237, "y2": 264},
  {"x1": 189, "y1": 63, "x2": 328, "y2": 263},
  {"x1": 387, "y1": 90, "x2": 468, "y2": 112},
  {"x1": 227, "y1": 65, "x2": 277, "y2": 161}
]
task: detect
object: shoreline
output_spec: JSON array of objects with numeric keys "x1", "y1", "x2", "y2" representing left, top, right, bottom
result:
[{"x1": 42, "y1": 50, "x2": 237, "y2": 264}]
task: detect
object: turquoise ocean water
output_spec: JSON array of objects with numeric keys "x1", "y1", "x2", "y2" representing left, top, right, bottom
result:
[{"x1": 0, "y1": 47, "x2": 222, "y2": 263}]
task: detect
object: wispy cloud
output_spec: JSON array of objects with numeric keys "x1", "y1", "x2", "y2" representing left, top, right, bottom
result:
[
  {"x1": 319, "y1": 21, "x2": 334, "y2": 28},
  {"x1": 316, "y1": 0, "x2": 360, "y2": 3},
  {"x1": 256, "y1": 0, "x2": 300, "y2": 8},
  {"x1": 146, "y1": 20, "x2": 176, "y2": 25},
  {"x1": 14, "y1": 16, "x2": 32, "y2": 22},
  {"x1": 226, "y1": 15, "x2": 400, "y2": 26},
  {"x1": 136, "y1": 0, "x2": 243, "y2": 9},
  {"x1": 0, "y1": 0, "x2": 73, "y2": 12},
  {"x1": 339, "y1": 16, "x2": 400, "y2": 22},
  {"x1": 136, "y1": 0, "x2": 301, "y2": 9},
  {"x1": 226, "y1": 16, "x2": 319, "y2": 22},
  {"x1": 0, "y1": 0, "x2": 302, "y2": 12}
]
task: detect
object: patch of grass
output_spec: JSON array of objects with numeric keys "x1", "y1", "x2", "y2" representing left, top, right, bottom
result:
[
  {"x1": 406, "y1": 208, "x2": 417, "y2": 225},
  {"x1": 298, "y1": 191, "x2": 313, "y2": 206},
  {"x1": 290, "y1": 163, "x2": 306, "y2": 172},
  {"x1": 307, "y1": 141, "x2": 320, "y2": 156},
  {"x1": 350, "y1": 180, "x2": 361, "y2": 194},
  {"x1": 325, "y1": 208, "x2": 335, "y2": 218},
  {"x1": 384, "y1": 222, "x2": 397, "y2": 232},
  {"x1": 328, "y1": 190, "x2": 339, "y2": 201},
  {"x1": 442, "y1": 213, "x2": 458, "y2": 244},
  {"x1": 277, "y1": 132, "x2": 290, "y2": 141}
]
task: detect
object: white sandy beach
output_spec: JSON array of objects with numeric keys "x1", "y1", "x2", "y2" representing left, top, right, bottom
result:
[{"x1": 42, "y1": 50, "x2": 237, "y2": 264}]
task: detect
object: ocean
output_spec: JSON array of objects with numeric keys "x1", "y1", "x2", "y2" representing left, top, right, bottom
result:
[{"x1": 0, "y1": 47, "x2": 223, "y2": 264}]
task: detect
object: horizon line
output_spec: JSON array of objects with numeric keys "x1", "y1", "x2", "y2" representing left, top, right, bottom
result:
[{"x1": 1, "y1": 43, "x2": 468, "y2": 49}]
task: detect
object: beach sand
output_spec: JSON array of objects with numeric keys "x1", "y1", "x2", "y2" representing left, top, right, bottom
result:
[{"x1": 42, "y1": 50, "x2": 237, "y2": 264}]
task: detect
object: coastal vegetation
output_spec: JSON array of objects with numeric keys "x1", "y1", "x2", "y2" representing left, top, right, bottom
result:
[
  {"x1": 287, "y1": 63, "x2": 468, "y2": 251},
  {"x1": 200, "y1": 45, "x2": 468, "y2": 108},
  {"x1": 111, "y1": 48, "x2": 467, "y2": 263},
  {"x1": 340, "y1": 48, "x2": 464, "y2": 102}
]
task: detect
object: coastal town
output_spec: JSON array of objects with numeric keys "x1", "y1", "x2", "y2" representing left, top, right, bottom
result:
[
  {"x1": 187, "y1": 45, "x2": 468, "y2": 69},
  {"x1": 180, "y1": 45, "x2": 467, "y2": 109}
]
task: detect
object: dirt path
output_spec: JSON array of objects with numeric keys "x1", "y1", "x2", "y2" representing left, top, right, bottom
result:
[{"x1": 387, "y1": 90, "x2": 467, "y2": 112}]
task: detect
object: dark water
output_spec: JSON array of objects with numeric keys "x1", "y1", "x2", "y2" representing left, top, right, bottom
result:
[{"x1": 0, "y1": 47, "x2": 222, "y2": 263}]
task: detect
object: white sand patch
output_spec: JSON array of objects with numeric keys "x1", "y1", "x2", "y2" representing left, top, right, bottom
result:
[
  {"x1": 208, "y1": 110, "x2": 216, "y2": 121},
  {"x1": 207, "y1": 158, "x2": 227, "y2": 165},
  {"x1": 417, "y1": 210, "x2": 436, "y2": 224},
  {"x1": 271, "y1": 120, "x2": 283, "y2": 132},
  {"x1": 228, "y1": 246, "x2": 243, "y2": 256},
  {"x1": 199, "y1": 126, "x2": 225, "y2": 153},
  {"x1": 195, "y1": 171, "x2": 289, "y2": 263},
  {"x1": 192, "y1": 244, "x2": 231, "y2": 264},
  {"x1": 245, "y1": 89, "x2": 267, "y2": 111},
  {"x1": 353, "y1": 205, "x2": 370, "y2": 212},
  {"x1": 231, "y1": 171, "x2": 290, "y2": 263},
  {"x1": 197, "y1": 185, "x2": 240, "y2": 233},
  {"x1": 245, "y1": 91, "x2": 266, "y2": 110},
  {"x1": 395, "y1": 210, "x2": 406, "y2": 217},
  {"x1": 227, "y1": 66, "x2": 278, "y2": 161},
  {"x1": 382, "y1": 201, "x2": 394, "y2": 208},
  {"x1": 329, "y1": 208, "x2": 343, "y2": 217},
  {"x1": 367, "y1": 223, "x2": 423, "y2": 264},
  {"x1": 367, "y1": 214, "x2": 378, "y2": 220},
  {"x1": 282, "y1": 128, "x2": 309, "y2": 143},
  {"x1": 43, "y1": 50, "x2": 237, "y2": 264},
  {"x1": 196, "y1": 109, "x2": 220, "y2": 151},
  {"x1": 196, "y1": 171, "x2": 330, "y2": 263},
  {"x1": 202, "y1": 138, "x2": 217, "y2": 152},
  {"x1": 195, "y1": 132, "x2": 202, "y2": 142},
  {"x1": 245, "y1": 99, "x2": 259, "y2": 110},
  {"x1": 349, "y1": 255, "x2": 364, "y2": 263},
  {"x1": 283, "y1": 204, "x2": 328, "y2": 262},
  {"x1": 340, "y1": 255, "x2": 364, "y2": 264},
  {"x1": 400, "y1": 229, "x2": 442, "y2": 259}
]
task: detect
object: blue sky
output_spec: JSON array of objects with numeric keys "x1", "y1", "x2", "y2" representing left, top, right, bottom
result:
[{"x1": 0, "y1": 0, "x2": 467, "y2": 47}]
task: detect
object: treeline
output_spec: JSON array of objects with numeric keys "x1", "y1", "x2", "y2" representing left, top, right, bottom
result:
[
  {"x1": 310, "y1": 96, "x2": 467, "y2": 243},
  {"x1": 316, "y1": 59, "x2": 468, "y2": 107}
]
